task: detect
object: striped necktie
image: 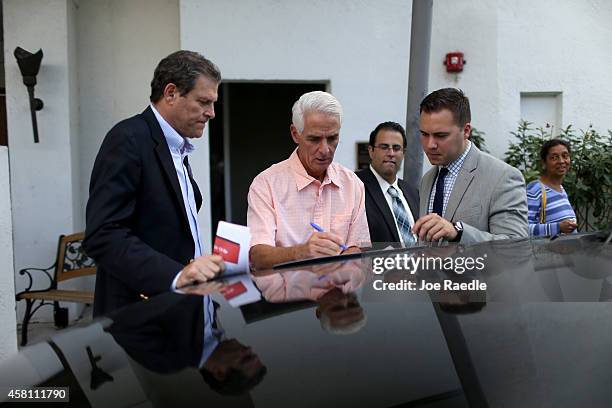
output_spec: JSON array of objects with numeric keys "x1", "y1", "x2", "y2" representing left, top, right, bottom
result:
[{"x1": 387, "y1": 186, "x2": 415, "y2": 245}]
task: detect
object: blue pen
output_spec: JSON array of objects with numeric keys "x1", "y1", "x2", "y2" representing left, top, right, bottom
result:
[{"x1": 310, "y1": 222, "x2": 348, "y2": 251}]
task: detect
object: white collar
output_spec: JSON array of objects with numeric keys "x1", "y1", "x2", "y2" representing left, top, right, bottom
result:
[
  {"x1": 370, "y1": 164, "x2": 400, "y2": 193},
  {"x1": 150, "y1": 104, "x2": 194, "y2": 154}
]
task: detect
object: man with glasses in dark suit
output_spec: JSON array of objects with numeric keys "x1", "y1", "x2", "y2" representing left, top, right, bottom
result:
[{"x1": 356, "y1": 122, "x2": 419, "y2": 247}]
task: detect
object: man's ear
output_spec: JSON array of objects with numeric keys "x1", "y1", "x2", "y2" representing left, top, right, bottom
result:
[
  {"x1": 368, "y1": 145, "x2": 375, "y2": 161},
  {"x1": 290, "y1": 124, "x2": 301, "y2": 144},
  {"x1": 163, "y1": 83, "x2": 178, "y2": 104},
  {"x1": 463, "y1": 122, "x2": 472, "y2": 140}
]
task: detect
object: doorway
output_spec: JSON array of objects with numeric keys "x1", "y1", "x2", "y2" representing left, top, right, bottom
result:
[{"x1": 208, "y1": 81, "x2": 327, "y2": 240}]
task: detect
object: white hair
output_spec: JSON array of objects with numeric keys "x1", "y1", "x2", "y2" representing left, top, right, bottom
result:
[{"x1": 291, "y1": 91, "x2": 343, "y2": 132}]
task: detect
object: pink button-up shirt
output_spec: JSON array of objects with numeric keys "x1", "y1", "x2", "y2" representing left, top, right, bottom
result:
[
  {"x1": 247, "y1": 149, "x2": 371, "y2": 249},
  {"x1": 252, "y1": 262, "x2": 366, "y2": 303}
]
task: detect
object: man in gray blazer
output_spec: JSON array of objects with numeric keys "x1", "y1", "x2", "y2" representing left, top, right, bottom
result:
[{"x1": 412, "y1": 88, "x2": 528, "y2": 245}]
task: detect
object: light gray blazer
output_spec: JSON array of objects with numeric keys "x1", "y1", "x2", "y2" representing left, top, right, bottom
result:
[{"x1": 419, "y1": 145, "x2": 528, "y2": 245}]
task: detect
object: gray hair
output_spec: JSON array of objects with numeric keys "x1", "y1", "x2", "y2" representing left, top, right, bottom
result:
[
  {"x1": 291, "y1": 91, "x2": 343, "y2": 132},
  {"x1": 150, "y1": 50, "x2": 221, "y2": 102}
]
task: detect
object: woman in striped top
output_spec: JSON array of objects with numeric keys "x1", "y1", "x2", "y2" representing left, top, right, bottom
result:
[{"x1": 527, "y1": 139, "x2": 578, "y2": 237}]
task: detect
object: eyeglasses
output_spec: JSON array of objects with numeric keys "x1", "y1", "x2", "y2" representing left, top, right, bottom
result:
[
  {"x1": 547, "y1": 153, "x2": 570, "y2": 162},
  {"x1": 373, "y1": 144, "x2": 404, "y2": 153}
]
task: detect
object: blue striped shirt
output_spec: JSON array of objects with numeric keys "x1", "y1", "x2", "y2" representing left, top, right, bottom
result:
[
  {"x1": 526, "y1": 180, "x2": 577, "y2": 237},
  {"x1": 151, "y1": 105, "x2": 222, "y2": 366}
]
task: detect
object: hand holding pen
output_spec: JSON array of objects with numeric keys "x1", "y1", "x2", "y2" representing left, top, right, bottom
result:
[
  {"x1": 295, "y1": 222, "x2": 347, "y2": 259},
  {"x1": 310, "y1": 223, "x2": 348, "y2": 250}
]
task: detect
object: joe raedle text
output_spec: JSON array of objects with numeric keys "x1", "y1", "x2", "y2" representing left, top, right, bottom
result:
[{"x1": 372, "y1": 279, "x2": 487, "y2": 291}]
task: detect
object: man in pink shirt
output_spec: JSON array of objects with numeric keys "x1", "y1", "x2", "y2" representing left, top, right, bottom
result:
[{"x1": 247, "y1": 91, "x2": 371, "y2": 270}]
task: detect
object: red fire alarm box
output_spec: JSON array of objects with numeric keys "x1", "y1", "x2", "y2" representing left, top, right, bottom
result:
[{"x1": 445, "y1": 52, "x2": 465, "y2": 72}]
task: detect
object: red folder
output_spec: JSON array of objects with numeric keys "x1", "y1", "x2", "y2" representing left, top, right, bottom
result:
[{"x1": 213, "y1": 236, "x2": 240, "y2": 264}]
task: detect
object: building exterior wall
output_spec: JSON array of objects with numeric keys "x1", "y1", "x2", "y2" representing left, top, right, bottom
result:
[
  {"x1": 3, "y1": 0, "x2": 180, "y2": 324},
  {"x1": 497, "y1": 0, "x2": 612, "y2": 150},
  {"x1": 0, "y1": 146, "x2": 17, "y2": 360},
  {"x1": 428, "y1": 0, "x2": 500, "y2": 154},
  {"x1": 4, "y1": 0, "x2": 81, "y2": 322},
  {"x1": 76, "y1": 0, "x2": 180, "y2": 226},
  {"x1": 180, "y1": 0, "x2": 414, "y2": 248},
  {"x1": 429, "y1": 0, "x2": 612, "y2": 157}
]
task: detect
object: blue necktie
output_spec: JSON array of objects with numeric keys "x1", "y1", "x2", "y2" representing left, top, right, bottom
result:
[
  {"x1": 432, "y1": 168, "x2": 449, "y2": 216},
  {"x1": 387, "y1": 186, "x2": 415, "y2": 245}
]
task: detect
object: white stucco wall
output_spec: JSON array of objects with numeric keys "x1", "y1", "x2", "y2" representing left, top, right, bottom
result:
[
  {"x1": 181, "y1": 0, "x2": 413, "y2": 163},
  {"x1": 4, "y1": 0, "x2": 81, "y2": 322},
  {"x1": 180, "y1": 0, "x2": 413, "y2": 245},
  {"x1": 428, "y1": 0, "x2": 500, "y2": 153},
  {"x1": 429, "y1": 0, "x2": 612, "y2": 157},
  {"x1": 0, "y1": 147, "x2": 17, "y2": 360},
  {"x1": 496, "y1": 0, "x2": 612, "y2": 151},
  {"x1": 77, "y1": 0, "x2": 180, "y2": 226},
  {"x1": 5, "y1": 0, "x2": 180, "y2": 323}
]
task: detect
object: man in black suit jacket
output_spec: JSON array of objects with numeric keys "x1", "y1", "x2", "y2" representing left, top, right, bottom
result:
[
  {"x1": 356, "y1": 122, "x2": 419, "y2": 246},
  {"x1": 84, "y1": 51, "x2": 225, "y2": 316},
  {"x1": 108, "y1": 291, "x2": 266, "y2": 395}
]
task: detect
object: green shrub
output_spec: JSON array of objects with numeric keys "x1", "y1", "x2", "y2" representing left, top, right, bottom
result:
[{"x1": 469, "y1": 127, "x2": 489, "y2": 153}]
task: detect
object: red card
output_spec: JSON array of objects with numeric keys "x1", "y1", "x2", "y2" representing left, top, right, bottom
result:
[
  {"x1": 221, "y1": 281, "x2": 247, "y2": 300},
  {"x1": 213, "y1": 236, "x2": 240, "y2": 263}
]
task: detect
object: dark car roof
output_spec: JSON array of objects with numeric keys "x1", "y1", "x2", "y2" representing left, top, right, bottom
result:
[{"x1": 2, "y1": 232, "x2": 611, "y2": 407}]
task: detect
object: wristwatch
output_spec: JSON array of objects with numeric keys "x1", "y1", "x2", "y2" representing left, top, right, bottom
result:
[{"x1": 451, "y1": 221, "x2": 463, "y2": 242}]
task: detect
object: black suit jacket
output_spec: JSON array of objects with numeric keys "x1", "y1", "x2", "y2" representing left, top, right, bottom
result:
[
  {"x1": 108, "y1": 294, "x2": 206, "y2": 373},
  {"x1": 84, "y1": 106, "x2": 203, "y2": 316},
  {"x1": 355, "y1": 167, "x2": 419, "y2": 245}
]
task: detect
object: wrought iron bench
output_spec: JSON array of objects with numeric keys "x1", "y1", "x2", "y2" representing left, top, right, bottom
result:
[{"x1": 15, "y1": 232, "x2": 96, "y2": 345}]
